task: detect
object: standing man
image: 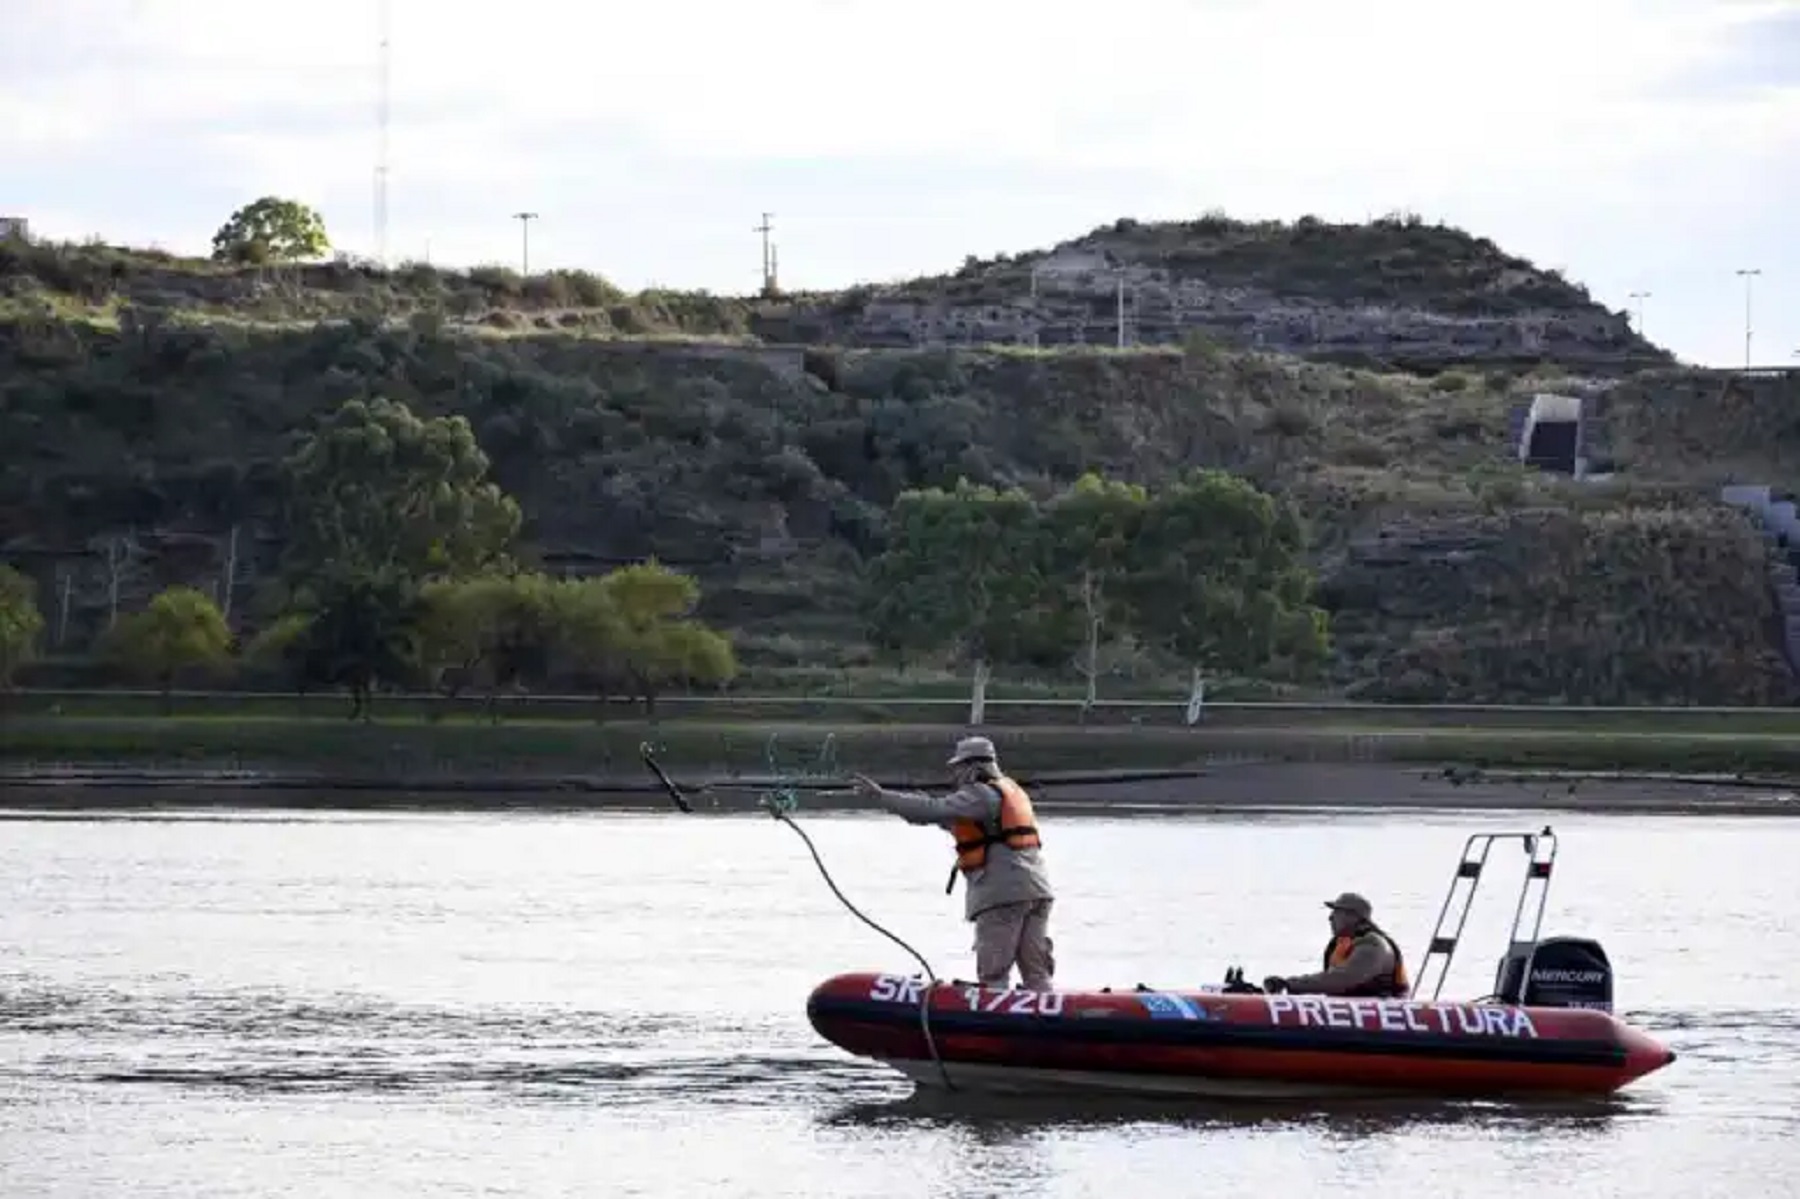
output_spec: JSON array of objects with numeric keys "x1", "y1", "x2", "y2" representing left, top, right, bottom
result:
[{"x1": 850, "y1": 735, "x2": 1056, "y2": 992}]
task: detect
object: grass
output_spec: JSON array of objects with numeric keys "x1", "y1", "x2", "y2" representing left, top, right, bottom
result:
[
  {"x1": 10, "y1": 706, "x2": 1800, "y2": 781},
  {"x1": 0, "y1": 237, "x2": 759, "y2": 339},
  {"x1": 19, "y1": 688, "x2": 1800, "y2": 733}
]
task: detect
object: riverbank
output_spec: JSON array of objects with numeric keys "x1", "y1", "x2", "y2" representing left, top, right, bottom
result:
[
  {"x1": 12, "y1": 712, "x2": 1800, "y2": 775},
  {"x1": 16, "y1": 688, "x2": 1800, "y2": 733},
  {"x1": 3, "y1": 713, "x2": 1800, "y2": 816},
  {"x1": 1, "y1": 763, "x2": 1795, "y2": 816}
]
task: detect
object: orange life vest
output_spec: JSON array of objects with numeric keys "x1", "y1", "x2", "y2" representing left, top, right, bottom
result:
[
  {"x1": 949, "y1": 775, "x2": 1041, "y2": 880},
  {"x1": 1322, "y1": 926, "x2": 1411, "y2": 998}
]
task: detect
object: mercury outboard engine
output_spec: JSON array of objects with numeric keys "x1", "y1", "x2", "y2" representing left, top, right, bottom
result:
[{"x1": 1493, "y1": 936, "x2": 1613, "y2": 1012}]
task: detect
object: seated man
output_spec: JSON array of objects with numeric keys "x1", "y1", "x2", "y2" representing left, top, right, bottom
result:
[{"x1": 1263, "y1": 891, "x2": 1411, "y2": 998}]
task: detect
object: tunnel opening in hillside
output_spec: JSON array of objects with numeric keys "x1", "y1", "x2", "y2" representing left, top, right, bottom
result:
[{"x1": 1517, "y1": 392, "x2": 1583, "y2": 476}]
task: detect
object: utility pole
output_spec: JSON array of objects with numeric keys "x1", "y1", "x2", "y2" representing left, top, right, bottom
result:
[
  {"x1": 1737, "y1": 268, "x2": 1760, "y2": 368},
  {"x1": 754, "y1": 212, "x2": 776, "y2": 296},
  {"x1": 1627, "y1": 290, "x2": 1650, "y2": 337},
  {"x1": 513, "y1": 211, "x2": 538, "y2": 275},
  {"x1": 374, "y1": 0, "x2": 390, "y2": 266}
]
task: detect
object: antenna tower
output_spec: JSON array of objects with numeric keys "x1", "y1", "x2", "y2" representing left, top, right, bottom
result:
[
  {"x1": 754, "y1": 211, "x2": 778, "y2": 297},
  {"x1": 374, "y1": 0, "x2": 391, "y2": 265}
]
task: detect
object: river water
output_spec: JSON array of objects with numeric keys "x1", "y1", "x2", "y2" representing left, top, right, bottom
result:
[{"x1": 1, "y1": 803, "x2": 1795, "y2": 1198}]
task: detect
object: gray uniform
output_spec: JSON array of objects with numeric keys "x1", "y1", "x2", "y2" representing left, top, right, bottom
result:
[
  {"x1": 871, "y1": 778, "x2": 1056, "y2": 991},
  {"x1": 1280, "y1": 929, "x2": 1404, "y2": 997}
]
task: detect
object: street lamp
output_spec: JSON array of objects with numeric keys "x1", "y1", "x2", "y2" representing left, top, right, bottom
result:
[
  {"x1": 1627, "y1": 290, "x2": 1650, "y2": 336},
  {"x1": 1736, "y1": 268, "x2": 1761, "y2": 368},
  {"x1": 513, "y1": 211, "x2": 539, "y2": 276}
]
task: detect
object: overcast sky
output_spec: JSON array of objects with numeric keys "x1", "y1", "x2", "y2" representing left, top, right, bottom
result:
[{"x1": 5, "y1": 0, "x2": 1797, "y2": 367}]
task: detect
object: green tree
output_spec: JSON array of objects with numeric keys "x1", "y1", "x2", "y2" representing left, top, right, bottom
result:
[
  {"x1": 1124, "y1": 470, "x2": 1329, "y2": 720},
  {"x1": 549, "y1": 577, "x2": 628, "y2": 716},
  {"x1": 1043, "y1": 473, "x2": 1148, "y2": 715},
  {"x1": 99, "y1": 586, "x2": 234, "y2": 709},
  {"x1": 211, "y1": 196, "x2": 330, "y2": 265},
  {"x1": 593, "y1": 562, "x2": 737, "y2": 718},
  {"x1": 242, "y1": 612, "x2": 314, "y2": 695},
  {"x1": 863, "y1": 480, "x2": 1052, "y2": 723},
  {"x1": 287, "y1": 575, "x2": 424, "y2": 721},
  {"x1": 280, "y1": 396, "x2": 522, "y2": 590},
  {"x1": 0, "y1": 564, "x2": 45, "y2": 691},
  {"x1": 417, "y1": 574, "x2": 559, "y2": 719}
]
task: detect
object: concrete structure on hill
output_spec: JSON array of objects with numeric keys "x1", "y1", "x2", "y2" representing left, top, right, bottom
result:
[{"x1": 1516, "y1": 393, "x2": 1587, "y2": 477}]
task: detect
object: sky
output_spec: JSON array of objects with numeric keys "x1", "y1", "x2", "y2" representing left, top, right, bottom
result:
[{"x1": 4, "y1": 0, "x2": 1798, "y2": 367}]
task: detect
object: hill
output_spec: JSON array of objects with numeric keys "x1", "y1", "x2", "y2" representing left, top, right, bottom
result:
[
  {"x1": 756, "y1": 212, "x2": 1675, "y2": 376},
  {"x1": 3, "y1": 211, "x2": 1673, "y2": 374},
  {"x1": 0, "y1": 218, "x2": 1792, "y2": 706}
]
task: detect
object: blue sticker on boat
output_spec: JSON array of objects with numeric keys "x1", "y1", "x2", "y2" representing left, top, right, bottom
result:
[{"x1": 1138, "y1": 993, "x2": 1202, "y2": 1020}]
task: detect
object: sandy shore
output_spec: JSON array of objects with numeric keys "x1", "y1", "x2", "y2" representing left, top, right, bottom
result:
[{"x1": 1, "y1": 761, "x2": 1796, "y2": 816}]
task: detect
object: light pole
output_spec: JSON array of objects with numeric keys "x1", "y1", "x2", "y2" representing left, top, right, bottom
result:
[
  {"x1": 513, "y1": 211, "x2": 538, "y2": 276},
  {"x1": 1627, "y1": 290, "x2": 1650, "y2": 337},
  {"x1": 1736, "y1": 268, "x2": 1760, "y2": 368}
]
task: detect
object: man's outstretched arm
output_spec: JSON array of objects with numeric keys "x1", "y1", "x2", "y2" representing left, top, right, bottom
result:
[{"x1": 853, "y1": 776, "x2": 995, "y2": 829}]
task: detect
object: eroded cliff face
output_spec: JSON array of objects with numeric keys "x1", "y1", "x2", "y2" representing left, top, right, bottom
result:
[{"x1": 750, "y1": 217, "x2": 1672, "y2": 375}]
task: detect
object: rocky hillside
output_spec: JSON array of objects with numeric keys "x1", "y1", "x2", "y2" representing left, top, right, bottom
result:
[
  {"x1": 755, "y1": 213, "x2": 1674, "y2": 375},
  {"x1": 0, "y1": 220, "x2": 1790, "y2": 704},
  {"x1": 3, "y1": 212, "x2": 1672, "y2": 375}
]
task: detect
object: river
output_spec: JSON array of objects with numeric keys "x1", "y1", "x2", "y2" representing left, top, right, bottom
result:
[{"x1": 1, "y1": 802, "x2": 1795, "y2": 1198}]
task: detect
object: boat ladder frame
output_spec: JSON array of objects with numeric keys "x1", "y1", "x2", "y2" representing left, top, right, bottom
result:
[{"x1": 1411, "y1": 825, "x2": 1558, "y2": 1002}]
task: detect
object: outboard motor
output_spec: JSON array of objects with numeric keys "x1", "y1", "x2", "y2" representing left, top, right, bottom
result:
[{"x1": 1493, "y1": 936, "x2": 1613, "y2": 1012}]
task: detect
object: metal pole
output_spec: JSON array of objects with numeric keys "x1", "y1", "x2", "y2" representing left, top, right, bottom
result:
[
  {"x1": 1627, "y1": 290, "x2": 1650, "y2": 337},
  {"x1": 513, "y1": 211, "x2": 538, "y2": 275},
  {"x1": 754, "y1": 212, "x2": 774, "y2": 294},
  {"x1": 1737, "y1": 268, "x2": 1760, "y2": 368}
]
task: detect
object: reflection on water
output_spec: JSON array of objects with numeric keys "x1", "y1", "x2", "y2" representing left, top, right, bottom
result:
[
  {"x1": 1, "y1": 805, "x2": 1797, "y2": 1197},
  {"x1": 820, "y1": 1087, "x2": 1650, "y2": 1136}
]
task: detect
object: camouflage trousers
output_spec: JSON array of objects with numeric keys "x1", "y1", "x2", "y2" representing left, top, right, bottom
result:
[{"x1": 972, "y1": 897, "x2": 1055, "y2": 991}]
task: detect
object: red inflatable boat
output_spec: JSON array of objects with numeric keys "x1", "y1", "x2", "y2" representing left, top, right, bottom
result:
[{"x1": 806, "y1": 827, "x2": 1678, "y2": 1100}]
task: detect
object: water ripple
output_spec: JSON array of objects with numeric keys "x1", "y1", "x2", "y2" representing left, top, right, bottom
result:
[{"x1": 1, "y1": 978, "x2": 892, "y2": 1107}]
